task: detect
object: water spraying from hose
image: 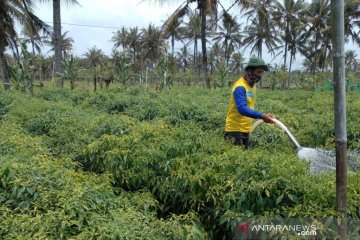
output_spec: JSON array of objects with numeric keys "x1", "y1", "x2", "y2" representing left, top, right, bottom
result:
[{"x1": 250, "y1": 119, "x2": 360, "y2": 173}]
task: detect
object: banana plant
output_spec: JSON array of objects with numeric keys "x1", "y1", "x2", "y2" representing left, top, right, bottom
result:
[
  {"x1": 112, "y1": 51, "x2": 132, "y2": 85},
  {"x1": 8, "y1": 43, "x2": 33, "y2": 94},
  {"x1": 155, "y1": 54, "x2": 173, "y2": 90},
  {"x1": 214, "y1": 62, "x2": 229, "y2": 88},
  {"x1": 60, "y1": 55, "x2": 80, "y2": 90}
]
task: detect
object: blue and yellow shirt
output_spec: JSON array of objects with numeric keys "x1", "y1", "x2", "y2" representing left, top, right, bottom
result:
[{"x1": 225, "y1": 77, "x2": 262, "y2": 133}]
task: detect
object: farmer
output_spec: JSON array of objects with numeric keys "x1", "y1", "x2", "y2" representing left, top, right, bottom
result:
[{"x1": 224, "y1": 57, "x2": 275, "y2": 148}]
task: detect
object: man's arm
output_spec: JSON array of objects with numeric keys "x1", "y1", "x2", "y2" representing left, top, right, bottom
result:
[{"x1": 233, "y1": 86, "x2": 262, "y2": 119}]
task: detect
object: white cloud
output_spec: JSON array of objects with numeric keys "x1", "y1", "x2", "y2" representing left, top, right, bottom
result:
[
  {"x1": 31, "y1": 0, "x2": 360, "y2": 69},
  {"x1": 33, "y1": 0, "x2": 179, "y2": 56}
]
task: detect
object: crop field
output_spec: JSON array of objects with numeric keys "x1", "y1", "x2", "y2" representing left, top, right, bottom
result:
[{"x1": 1, "y1": 87, "x2": 360, "y2": 239}]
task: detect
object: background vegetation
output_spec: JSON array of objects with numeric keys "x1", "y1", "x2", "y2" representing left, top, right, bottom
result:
[{"x1": 1, "y1": 0, "x2": 360, "y2": 92}]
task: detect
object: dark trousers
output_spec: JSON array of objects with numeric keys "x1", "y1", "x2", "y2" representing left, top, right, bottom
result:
[{"x1": 224, "y1": 132, "x2": 249, "y2": 149}]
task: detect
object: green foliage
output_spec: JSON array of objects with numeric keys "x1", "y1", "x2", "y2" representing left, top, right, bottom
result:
[
  {"x1": 37, "y1": 88, "x2": 72, "y2": 101},
  {"x1": 265, "y1": 69, "x2": 287, "y2": 90},
  {"x1": 0, "y1": 94, "x2": 12, "y2": 120},
  {"x1": 112, "y1": 51, "x2": 132, "y2": 85},
  {"x1": 155, "y1": 54, "x2": 174, "y2": 90},
  {"x1": 60, "y1": 55, "x2": 81, "y2": 90},
  {"x1": 1, "y1": 88, "x2": 360, "y2": 239},
  {"x1": 213, "y1": 62, "x2": 230, "y2": 88},
  {"x1": 0, "y1": 119, "x2": 208, "y2": 239},
  {"x1": 8, "y1": 43, "x2": 35, "y2": 93}
]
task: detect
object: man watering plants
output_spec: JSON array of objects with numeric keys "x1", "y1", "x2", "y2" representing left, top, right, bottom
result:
[{"x1": 224, "y1": 57, "x2": 275, "y2": 148}]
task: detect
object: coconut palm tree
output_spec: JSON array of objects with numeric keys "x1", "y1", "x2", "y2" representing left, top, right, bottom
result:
[
  {"x1": 111, "y1": 26, "x2": 128, "y2": 51},
  {"x1": 270, "y1": 0, "x2": 308, "y2": 88},
  {"x1": 302, "y1": 57, "x2": 319, "y2": 74},
  {"x1": 272, "y1": 0, "x2": 305, "y2": 69},
  {"x1": 183, "y1": 9, "x2": 202, "y2": 82},
  {"x1": 61, "y1": 33, "x2": 74, "y2": 58},
  {"x1": 84, "y1": 46, "x2": 105, "y2": 69},
  {"x1": 151, "y1": 0, "x2": 254, "y2": 89},
  {"x1": 21, "y1": 23, "x2": 47, "y2": 55},
  {"x1": 52, "y1": 0, "x2": 63, "y2": 82},
  {"x1": 162, "y1": 7, "x2": 201, "y2": 82},
  {"x1": 231, "y1": 51, "x2": 245, "y2": 75},
  {"x1": 212, "y1": 11, "x2": 242, "y2": 67},
  {"x1": 345, "y1": 50, "x2": 359, "y2": 74},
  {"x1": 242, "y1": 0, "x2": 282, "y2": 59},
  {"x1": 84, "y1": 46, "x2": 105, "y2": 91},
  {"x1": 198, "y1": 0, "x2": 218, "y2": 88},
  {"x1": 242, "y1": 3, "x2": 281, "y2": 88},
  {"x1": 303, "y1": 0, "x2": 332, "y2": 72},
  {"x1": 44, "y1": 31, "x2": 74, "y2": 58},
  {"x1": 35, "y1": 53, "x2": 53, "y2": 82},
  {"x1": 300, "y1": 0, "x2": 360, "y2": 73},
  {"x1": 344, "y1": 0, "x2": 360, "y2": 47},
  {"x1": 285, "y1": 26, "x2": 308, "y2": 87},
  {"x1": 38, "y1": 0, "x2": 79, "y2": 88},
  {"x1": 242, "y1": 16, "x2": 281, "y2": 59},
  {"x1": 150, "y1": 0, "x2": 223, "y2": 89},
  {"x1": 0, "y1": 0, "x2": 49, "y2": 90},
  {"x1": 161, "y1": 15, "x2": 184, "y2": 57},
  {"x1": 141, "y1": 24, "x2": 166, "y2": 66},
  {"x1": 126, "y1": 27, "x2": 141, "y2": 63},
  {"x1": 176, "y1": 45, "x2": 191, "y2": 72},
  {"x1": 208, "y1": 42, "x2": 223, "y2": 74}
]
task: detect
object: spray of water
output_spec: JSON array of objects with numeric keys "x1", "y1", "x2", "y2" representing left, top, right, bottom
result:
[{"x1": 251, "y1": 119, "x2": 360, "y2": 173}]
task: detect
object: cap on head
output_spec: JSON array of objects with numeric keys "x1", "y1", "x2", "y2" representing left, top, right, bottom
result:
[{"x1": 245, "y1": 57, "x2": 269, "y2": 71}]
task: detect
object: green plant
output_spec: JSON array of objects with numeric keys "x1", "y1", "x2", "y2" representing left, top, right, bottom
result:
[
  {"x1": 8, "y1": 43, "x2": 34, "y2": 94},
  {"x1": 2, "y1": 88, "x2": 360, "y2": 239},
  {"x1": 214, "y1": 62, "x2": 230, "y2": 88},
  {"x1": 155, "y1": 54, "x2": 173, "y2": 90},
  {"x1": 60, "y1": 55, "x2": 80, "y2": 90},
  {"x1": 113, "y1": 51, "x2": 132, "y2": 85}
]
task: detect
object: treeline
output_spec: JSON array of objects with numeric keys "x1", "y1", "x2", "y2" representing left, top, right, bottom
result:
[{"x1": 1, "y1": 0, "x2": 360, "y2": 91}]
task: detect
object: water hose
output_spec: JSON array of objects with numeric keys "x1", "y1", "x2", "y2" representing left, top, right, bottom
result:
[{"x1": 250, "y1": 119, "x2": 302, "y2": 150}]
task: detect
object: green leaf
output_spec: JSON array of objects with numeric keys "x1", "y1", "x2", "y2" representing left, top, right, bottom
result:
[
  {"x1": 287, "y1": 194, "x2": 298, "y2": 203},
  {"x1": 276, "y1": 194, "x2": 284, "y2": 205},
  {"x1": 265, "y1": 189, "x2": 270, "y2": 198}
]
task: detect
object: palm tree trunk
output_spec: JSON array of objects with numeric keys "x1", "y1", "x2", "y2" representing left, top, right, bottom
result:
[
  {"x1": 53, "y1": 0, "x2": 63, "y2": 88},
  {"x1": 193, "y1": 33, "x2": 197, "y2": 83},
  {"x1": 283, "y1": 22, "x2": 289, "y2": 69},
  {"x1": 31, "y1": 39, "x2": 35, "y2": 55},
  {"x1": 225, "y1": 40, "x2": 229, "y2": 67},
  {"x1": 287, "y1": 54, "x2": 293, "y2": 89},
  {"x1": 30, "y1": 39, "x2": 36, "y2": 95},
  {"x1": 0, "y1": 46, "x2": 11, "y2": 90},
  {"x1": 283, "y1": 43, "x2": 288, "y2": 69},
  {"x1": 133, "y1": 47, "x2": 136, "y2": 63},
  {"x1": 200, "y1": 6, "x2": 210, "y2": 89},
  {"x1": 93, "y1": 71, "x2": 97, "y2": 92},
  {"x1": 171, "y1": 34, "x2": 175, "y2": 57},
  {"x1": 259, "y1": 40, "x2": 263, "y2": 88},
  {"x1": 145, "y1": 65, "x2": 148, "y2": 90},
  {"x1": 313, "y1": 32, "x2": 319, "y2": 75}
]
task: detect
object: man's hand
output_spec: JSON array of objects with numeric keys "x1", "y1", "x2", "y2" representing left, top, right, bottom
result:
[{"x1": 262, "y1": 113, "x2": 275, "y2": 123}]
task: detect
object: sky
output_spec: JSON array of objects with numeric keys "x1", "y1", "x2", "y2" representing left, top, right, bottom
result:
[
  {"x1": 33, "y1": 0, "x2": 180, "y2": 56},
  {"x1": 32, "y1": 0, "x2": 359, "y2": 70},
  {"x1": 33, "y1": 0, "x2": 292, "y2": 67}
]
